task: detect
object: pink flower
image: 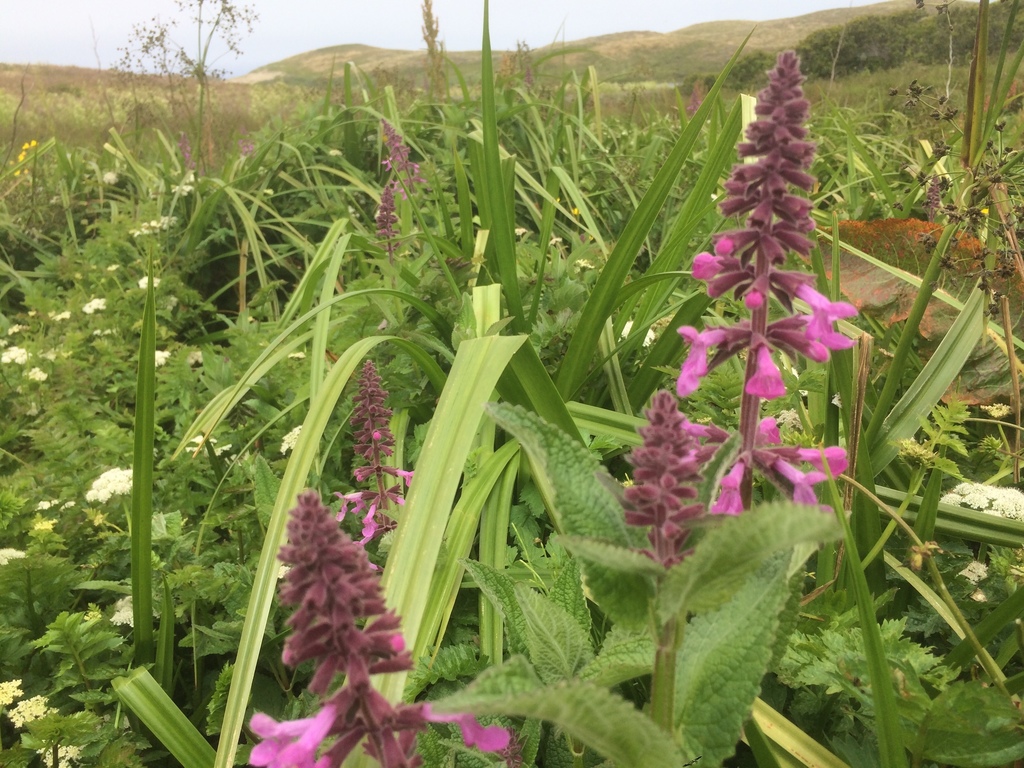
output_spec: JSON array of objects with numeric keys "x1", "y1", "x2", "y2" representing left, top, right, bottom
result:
[
  {"x1": 692, "y1": 252, "x2": 723, "y2": 280},
  {"x1": 758, "y1": 417, "x2": 781, "y2": 445},
  {"x1": 250, "y1": 705, "x2": 335, "y2": 768},
  {"x1": 677, "y1": 327, "x2": 726, "y2": 397},
  {"x1": 795, "y1": 284, "x2": 857, "y2": 350},
  {"x1": 423, "y1": 706, "x2": 511, "y2": 753},
  {"x1": 713, "y1": 461, "x2": 746, "y2": 515},
  {"x1": 773, "y1": 460, "x2": 826, "y2": 505},
  {"x1": 797, "y1": 446, "x2": 848, "y2": 477},
  {"x1": 745, "y1": 344, "x2": 786, "y2": 399}
]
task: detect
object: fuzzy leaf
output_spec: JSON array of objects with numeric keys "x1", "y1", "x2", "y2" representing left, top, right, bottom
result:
[
  {"x1": 515, "y1": 584, "x2": 594, "y2": 683},
  {"x1": 658, "y1": 502, "x2": 840, "y2": 622},
  {"x1": 463, "y1": 560, "x2": 529, "y2": 656},
  {"x1": 550, "y1": 557, "x2": 592, "y2": 637},
  {"x1": 674, "y1": 554, "x2": 794, "y2": 765},
  {"x1": 556, "y1": 536, "x2": 665, "y2": 579},
  {"x1": 436, "y1": 674, "x2": 683, "y2": 768},
  {"x1": 917, "y1": 681, "x2": 1024, "y2": 766},
  {"x1": 487, "y1": 404, "x2": 652, "y2": 626},
  {"x1": 580, "y1": 626, "x2": 655, "y2": 688}
]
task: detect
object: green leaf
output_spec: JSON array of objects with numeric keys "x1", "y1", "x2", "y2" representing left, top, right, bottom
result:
[
  {"x1": 557, "y1": 536, "x2": 665, "y2": 579},
  {"x1": 674, "y1": 555, "x2": 794, "y2": 766},
  {"x1": 515, "y1": 584, "x2": 594, "y2": 683},
  {"x1": 487, "y1": 404, "x2": 653, "y2": 626},
  {"x1": 549, "y1": 557, "x2": 592, "y2": 638},
  {"x1": 658, "y1": 502, "x2": 841, "y2": 622},
  {"x1": 113, "y1": 668, "x2": 215, "y2": 768},
  {"x1": 580, "y1": 626, "x2": 655, "y2": 688},
  {"x1": 463, "y1": 559, "x2": 529, "y2": 656},
  {"x1": 916, "y1": 681, "x2": 1024, "y2": 767},
  {"x1": 436, "y1": 669, "x2": 683, "y2": 768}
]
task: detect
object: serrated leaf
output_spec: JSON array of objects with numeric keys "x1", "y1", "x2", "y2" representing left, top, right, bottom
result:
[
  {"x1": 696, "y1": 434, "x2": 741, "y2": 509},
  {"x1": 557, "y1": 536, "x2": 665, "y2": 579},
  {"x1": 436, "y1": 676, "x2": 683, "y2": 768},
  {"x1": 674, "y1": 554, "x2": 794, "y2": 766},
  {"x1": 917, "y1": 681, "x2": 1024, "y2": 767},
  {"x1": 487, "y1": 404, "x2": 652, "y2": 627},
  {"x1": 463, "y1": 560, "x2": 529, "y2": 656},
  {"x1": 580, "y1": 626, "x2": 655, "y2": 688},
  {"x1": 516, "y1": 584, "x2": 594, "y2": 684},
  {"x1": 550, "y1": 557, "x2": 592, "y2": 638},
  {"x1": 658, "y1": 502, "x2": 841, "y2": 622}
]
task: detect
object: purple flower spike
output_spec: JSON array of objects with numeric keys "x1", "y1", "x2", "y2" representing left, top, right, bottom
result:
[
  {"x1": 746, "y1": 345, "x2": 786, "y2": 400},
  {"x1": 423, "y1": 707, "x2": 511, "y2": 752},
  {"x1": 250, "y1": 705, "x2": 335, "y2": 768}
]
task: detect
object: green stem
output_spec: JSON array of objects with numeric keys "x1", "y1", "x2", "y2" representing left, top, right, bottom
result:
[{"x1": 650, "y1": 616, "x2": 680, "y2": 733}]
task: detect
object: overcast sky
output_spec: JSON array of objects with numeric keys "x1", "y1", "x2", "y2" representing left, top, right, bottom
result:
[{"x1": 3, "y1": 0, "x2": 894, "y2": 77}]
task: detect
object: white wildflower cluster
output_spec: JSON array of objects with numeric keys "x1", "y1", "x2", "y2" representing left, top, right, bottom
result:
[
  {"x1": 49, "y1": 310, "x2": 71, "y2": 322},
  {"x1": 958, "y1": 560, "x2": 989, "y2": 585},
  {"x1": 0, "y1": 679, "x2": 23, "y2": 707},
  {"x1": 44, "y1": 744, "x2": 82, "y2": 768},
  {"x1": 110, "y1": 596, "x2": 134, "y2": 627},
  {"x1": 941, "y1": 482, "x2": 1024, "y2": 521},
  {"x1": 280, "y1": 425, "x2": 302, "y2": 455},
  {"x1": 7, "y1": 695, "x2": 55, "y2": 727},
  {"x1": 27, "y1": 368, "x2": 48, "y2": 382},
  {"x1": 328, "y1": 149, "x2": 342, "y2": 157},
  {"x1": 130, "y1": 215, "x2": 178, "y2": 238},
  {"x1": 7, "y1": 324, "x2": 27, "y2": 336},
  {"x1": 171, "y1": 182, "x2": 194, "y2": 195},
  {"x1": 187, "y1": 350, "x2": 203, "y2": 367},
  {"x1": 287, "y1": 351, "x2": 306, "y2": 360},
  {"x1": 1, "y1": 346, "x2": 29, "y2": 364},
  {"x1": 0, "y1": 549, "x2": 26, "y2": 566},
  {"x1": 138, "y1": 276, "x2": 161, "y2": 289},
  {"x1": 106, "y1": 264, "x2": 120, "y2": 272},
  {"x1": 81, "y1": 298, "x2": 106, "y2": 314},
  {"x1": 102, "y1": 171, "x2": 119, "y2": 185},
  {"x1": 85, "y1": 467, "x2": 133, "y2": 503},
  {"x1": 981, "y1": 403, "x2": 1013, "y2": 419},
  {"x1": 154, "y1": 350, "x2": 171, "y2": 367},
  {"x1": 36, "y1": 500, "x2": 56, "y2": 511},
  {"x1": 92, "y1": 329, "x2": 114, "y2": 337},
  {"x1": 40, "y1": 349, "x2": 58, "y2": 361}
]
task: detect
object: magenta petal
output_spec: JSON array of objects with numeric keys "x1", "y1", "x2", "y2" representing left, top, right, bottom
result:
[
  {"x1": 746, "y1": 345, "x2": 786, "y2": 399},
  {"x1": 250, "y1": 706, "x2": 335, "y2": 768},
  {"x1": 713, "y1": 461, "x2": 746, "y2": 515},
  {"x1": 423, "y1": 707, "x2": 511, "y2": 752},
  {"x1": 798, "y1": 446, "x2": 848, "y2": 477},
  {"x1": 758, "y1": 417, "x2": 781, "y2": 445},
  {"x1": 692, "y1": 252, "x2": 723, "y2": 280}
]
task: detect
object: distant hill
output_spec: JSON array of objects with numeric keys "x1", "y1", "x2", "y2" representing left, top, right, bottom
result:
[{"x1": 233, "y1": 0, "x2": 915, "y2": 86}]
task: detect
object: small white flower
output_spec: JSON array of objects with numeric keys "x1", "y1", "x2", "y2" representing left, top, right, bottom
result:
[
  {"x1": 187, "y1": 350, "x2": 203, "y2": 367},
  {"x1": 549, "y1": 236, "x2": 563, "y2": 246},
  {"x1": 0, "y1": 338, "x2": 6, "y2": 348},
  {"x1": 278, "y1": 564, "x2": 291, "y2": 579},
  {"x1": 25, "y1": 402, "x2": 39, "y2": 417},
  {"x1": 36, "y1": 500, "x2": 56, "y2": 511},
  {"x1": 92, "y1": 329, "x2": 114, "y2": 337},
  {"x1": 287, "y1": 351, "x2": 306, "y2": 360},
  {"x1": 6, "y1": 324, "x2": 27, "y2": 336},
  {"x1": 102, "y1": 171, "x2": 119, "y2": 185},
  {"x1": 110, "y1": 596, "x2": 134, "y2": 627},
  {"x1": 7, "y1": 695, "x2": 55, "y2": 728},
  {"x1": 1, "y1": 346, "x2": 29, "y2": 365},
  {"x1": 263, "y1": 188, "x2": 274, "y2": 196},
  {"x1": 959, "y1": 560, "x2": 988, "y2": 585},
  {"x1": 27, "y1": 367, "x2": 47, "y2": 382},
  {"x1": 575, "y1": 259, "x2": 595, "y2": 269},
  {"x1": 40, "y1": 349, "x2": 58, "y2": 360},
  {"x1": 775, "y1": 409, "x2": 803, "y2": 432},
  {"x1": 982, "y1": 403, "x2": 1012, "y2": 419},
  {"x1": 280, "y1": 425, "x2": 302, "y2": 455},
  {"x1": 328, "y1": 149, "x2": 342, "y2": 157},
  {"x1": 170, "y1": 183, "x2": 194, "y2": 195},
  {"x1": 154, "y1": 350, "x2": 171, "y2": 367},
  {"x1": 85, "y1": 467, "x2": 133, "y2": 504},
  {"x1": 138, "y1": 276, "x2": 161, "y2": 289},
  {"x1": 49, "y1": 310, "x2": 71, "y2": 322},
  {"x1": 514, "y1": 227, "x2": 528, "y2": 237},
  {"x1": 106, "y1": 264, "x2": 120, "y2": 272},
  {"x1": 60, "y1": 501, "x2": 75, "y2": 510},
  {"x1": 941, "y1": 482, "x2": 1024, "y2": 521},
  {"x1": 0, "y1": 549, "x2": 27, "y2": 566},
  {"x1": 831, "y1": 393, "x2": 843, "y2": 408},
  {"x1": 970, "y1": 588, "x2": 988, "y2": 603},
  {"x1": 46, "y1": 744, "x2": 82, "y2": 768},
  {"x1": 0, "y1": 679, "x2": 23, "y2": 707},
  {"x1": 82, "y1": 298, "x2": 107, "y2": 314}
]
